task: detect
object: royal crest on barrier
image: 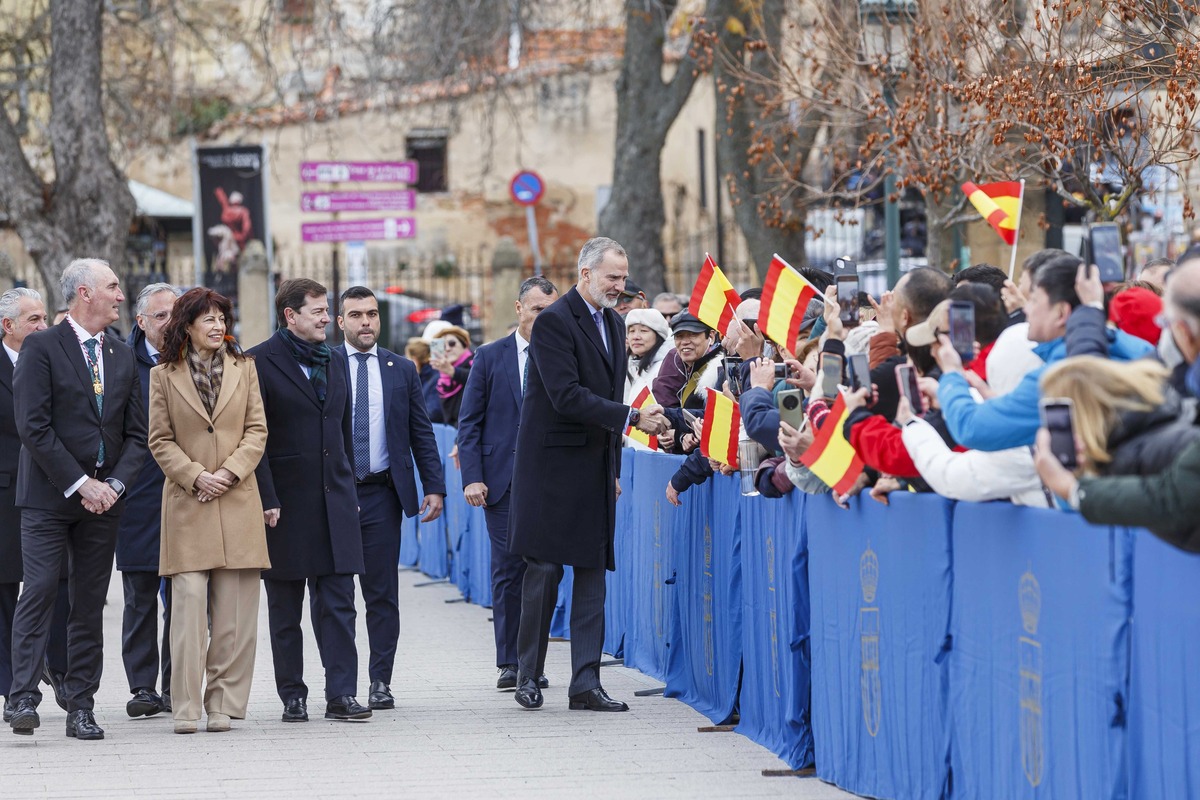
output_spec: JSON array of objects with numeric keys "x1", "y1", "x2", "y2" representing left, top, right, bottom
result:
[
  {"x1": 860, "y1": 543, "x2": 881, "y2": 737},
  {"x1": 1018, "y1": 568, "x2": 1044, "y2": 787}
]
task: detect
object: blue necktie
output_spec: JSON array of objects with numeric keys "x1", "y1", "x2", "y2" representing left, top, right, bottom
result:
[
  {"x1": 522, "y1": 348, "x2": 530, "y2": 395},
  {"x1": 352, "y1": 353, "x2": 370, "y2": 480},
  {"x1": 84, "y1": 338, "x2": 105, "y2": 465},
  {"x1": 593, "y1": 310, "x2": 608, "y2": 353}
]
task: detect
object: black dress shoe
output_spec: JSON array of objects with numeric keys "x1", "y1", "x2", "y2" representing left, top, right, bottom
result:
[
  {"x1": 568, "y1": 687, "x2": 629, "y2": 712},
  {"x1": 161, "y1": 691, "x2": 172, "y2": 713},
  {"x1": 41, "y1": 664, "x2": 68, "y2": 711},
  {"x1": 9, "y1": 698, "x2": 38, "y2": 735},
  {"x1": 65, "y1": 709, "x2": 105, "y2": 740},
  {"x1": 368, "y1": 681, "x2": 394, "y2": 710},
  {"x1": 496, "y1": 667, "x2": 518, "y2": 690},
  {"x1": 325, "y1": 696, "x2": 372, "y2": 721},
  {"x1": 282, "y1": 697, "x2": 308, "y2": 723},
  {"x1": 126, "y1": 688, "x2": 165, "y2": 718},
  {"x1": 537, "y1": 674, "x2": 550, "y2": 689},
  {"x1": 2, "y1": 698, "x2": 12, "y2": 723},
  {"x1": 514, "y1": 677, "x2": 543, "y2": 709}
]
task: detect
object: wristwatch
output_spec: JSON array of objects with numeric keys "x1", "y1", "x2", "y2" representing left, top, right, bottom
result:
[{"x1": 628, "y1": 407, "x2": 641, "y2": 427}]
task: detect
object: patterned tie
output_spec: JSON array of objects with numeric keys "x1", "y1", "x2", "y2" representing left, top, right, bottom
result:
[
  {"x1": 84, "y1": 338, "x2": 105, "y2": 464},
  {"x1": 352, "y1": 353, "x2": 370, "y2": 480},
  {"x1": 152, "y1": 352, "x2": 161, "y2": 365},
  {"x1": 593, "y1": 310, "x2": 608, "y2": 353},
  {"x1": 521, "y1": 348, "x2": 530, "y2": 395}
]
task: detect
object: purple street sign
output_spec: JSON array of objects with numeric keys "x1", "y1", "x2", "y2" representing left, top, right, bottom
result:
[
  {"x1": 300, "y1": 190, "x2": 416, "y2": 213},
  {"x1": 299, "y1": 161, "x2": 418, "y2": 184},
  {"x1": 301, "y1": 217, "x2": 416, "y2": 243}
]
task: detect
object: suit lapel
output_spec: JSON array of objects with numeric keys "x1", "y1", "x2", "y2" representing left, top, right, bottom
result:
[
  {"x1": 210, "y1": 356, "x2": 242, "y2": 421},
  {"x1": 269, "y1": 333, "x2": 320, "y2": 407},
  {"x1": 567, "y1": 289, "x2": 614, "y2": 375},
  {"x1": 167, "y1": 362, "x2": 211, "y2": 421},
  {"x1": 378, "y1": 347, "x2": 397, "y2": 427},
  {"x1": 56, "y1": 324, "x2": 100, "y2": 419},
  {"x1": 503, "y1": 334, "x2": 522, "y2": 408}
]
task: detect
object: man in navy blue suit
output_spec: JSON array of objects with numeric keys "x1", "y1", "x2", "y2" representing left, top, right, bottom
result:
[
  {"x1": 337, "y1": 286, "x2": 445, "y2": 711},
  {"x1": 458, "y1": 277, "x2": 558, "y2": 690}
]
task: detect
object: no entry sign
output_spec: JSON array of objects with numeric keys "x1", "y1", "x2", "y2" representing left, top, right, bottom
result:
[{"x1": 509, "y1": 170, "x2": 545, "y2": 206}]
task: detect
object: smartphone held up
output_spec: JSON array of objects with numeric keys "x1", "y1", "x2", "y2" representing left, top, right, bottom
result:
[{"x1": 1040, "y1": 398, "x2": 1078, "y2": 470}]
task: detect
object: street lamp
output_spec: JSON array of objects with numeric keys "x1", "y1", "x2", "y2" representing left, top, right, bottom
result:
[{"x1": 859, "y1": 0, "x2": 916, "y2": 289}]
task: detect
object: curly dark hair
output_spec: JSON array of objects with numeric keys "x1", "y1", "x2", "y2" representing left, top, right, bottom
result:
[{"x1": 159, "y1": 287, "x2": 244, "y2": 364}]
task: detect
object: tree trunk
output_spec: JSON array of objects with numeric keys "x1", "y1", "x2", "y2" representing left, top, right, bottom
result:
[
  {"x1": 599, "y1": 1, "x2": 715, "y2": 297},
  {"x1": 923, "y1": 192, "x2": 959, "y2": 273},
  {"x1": 0, "y1": 0, "x2": 134, "y2": 308}
]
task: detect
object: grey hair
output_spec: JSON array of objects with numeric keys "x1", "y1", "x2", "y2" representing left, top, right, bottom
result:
[
  {"x1": 135, "y1": 282, "x2": 182, "y2": 317},
  {"x1": 652, "y1": 292, "x2": 683, "y2": 307},
  {"x1": 60, "y1": 258, "x2": 111, "y2": 307},
  {"x1": 577, "y1": 237, "x2": 626, "y2": 274},
  {"x1": 518, "y1": 276, "x2": 557, "y2": 302},
  {"x1": 0, "y1": 287, "x2": 42, "y2": 327}
]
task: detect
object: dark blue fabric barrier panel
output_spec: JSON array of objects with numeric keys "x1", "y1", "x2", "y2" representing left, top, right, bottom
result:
[
  {"x1": 949, "y1": 503, "x2": 1132, "y2": 800},
  {"x1": 737, "y1": 489, "x2": 813, "y2": 770},
  {"x1": 454, "y1": 503, "x2": 491, "y2": 607},
  {"x1": 603, "y1": 453, "x2": 637, "y2": 658},
  {"x1": 807, "y1": 492, "x2": 953, "y2": 799},
  {"x1": 1127, "y1": 529, "x2": 1200, "y2": 799},
  {"x1": 441, "y1": 429, "x2": 470, "y2": 595},
  {"x1": 416, "y1": 426, "x2": 455, "y2": 578},
  {"x1": 399, "y1": 510, "x2": 420, "y2": 568},
  {"x1": 621, "y1": 450, "x2": 685, "y2": 682},
  {"x1": 664, "y1": 470, "x2": 743, "y2": 724}
]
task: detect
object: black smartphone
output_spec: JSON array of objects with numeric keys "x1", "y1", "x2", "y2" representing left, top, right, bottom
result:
[
  {"x1": 1084, "y1": 222, "x2": 1125, "y2": 283},
  {"x1": 834, "y1": 256, "x2": 857, "y2": 276},
  {"x1": 1040, "y1": 398, "x2": 1078, "y2": 469},
  {"x1": 837, "y1": 274, "x2": 860, "y2": 328},
  {"x1": 896, "y1": 364, "x2": 922, "y2": 415},
  {"x1": 847, "y1": 353, "x2": 870, "y2": 392},
  {"x1": 776, "y1": 388, "x2": 805, "y2": 430},
  {"x1": 947, "y1": 301, "x2": 976, "y2": 363},
  {"x1": 724, "y1": 356, "x2": 744, "y2": 397}
]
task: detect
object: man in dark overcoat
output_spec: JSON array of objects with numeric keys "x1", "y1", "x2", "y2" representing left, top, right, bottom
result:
[
  {"x1": 508, "y1": 237, "x2": 668, "y2": 711},
  {"x1": 250, "y1": 278, "x2": 370, "y2": 723}
]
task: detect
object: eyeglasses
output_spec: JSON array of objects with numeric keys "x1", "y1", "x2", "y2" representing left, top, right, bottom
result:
[{"x1": 142, "y1": 311, "x2": 170, "y2": 322}]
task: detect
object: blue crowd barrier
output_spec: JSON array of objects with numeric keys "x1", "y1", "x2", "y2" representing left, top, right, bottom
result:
[
  {"x1": 949, "y1": 504, "x2": 1132, "y2": 800},
  {"x1": 664, "y1": 462, "x2": 743, "y2": 726},
  {"x1": 808, "y1": 492, "x2": 953, "y2": 798},
  {"x1": 737, "y1": 488, "x2": 812, "y2": 769},
  {"x1": 417, "y1": 429, "x2": 1200, "y2": 799}
]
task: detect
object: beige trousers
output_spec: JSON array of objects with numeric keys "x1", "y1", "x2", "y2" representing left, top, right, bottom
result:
[{"x1": 170, "y1": 568, "x2": 260, "y2": 722}]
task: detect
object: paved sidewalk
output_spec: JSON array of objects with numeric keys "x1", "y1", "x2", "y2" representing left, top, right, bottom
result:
[{"x1": 2, "y1": 568, "x2": 855, "y2": 799}]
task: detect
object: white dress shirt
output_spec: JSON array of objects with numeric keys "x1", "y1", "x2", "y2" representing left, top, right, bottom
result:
[
  {"x1": 515, "y1": 331, "x2": 530, "y2": 393},
  {"x1": 348, "y1": 344, "x2": 389, "y2": 473}
]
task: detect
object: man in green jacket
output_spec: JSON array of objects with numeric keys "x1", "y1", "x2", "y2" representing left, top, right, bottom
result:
[{"x1": 1035, "y1": 253, "x2": 1200, "y2": 552}]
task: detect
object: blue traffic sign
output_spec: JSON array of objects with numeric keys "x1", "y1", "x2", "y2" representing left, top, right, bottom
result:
[{"x1": 509, "y1": 170, "x2": 545, "y2": 206}]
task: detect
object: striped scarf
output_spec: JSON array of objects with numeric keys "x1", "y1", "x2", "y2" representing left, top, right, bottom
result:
[{"x1": 186, "y1": 342, "x2": 225, "y2": 418}]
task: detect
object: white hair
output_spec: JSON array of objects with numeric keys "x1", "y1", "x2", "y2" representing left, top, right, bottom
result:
[
  {"x1": 0, "y1": 287, "x2": 42, "y2": 329},
  {"x1": 577, "y1": 237, "x2": 626, "y2": 274},
  {"x1": 135, "y1": 282, "x2": 181, "y2": 317},
  {"x1": 60, "y1": 258, "x2": 111, "y2": 307}
]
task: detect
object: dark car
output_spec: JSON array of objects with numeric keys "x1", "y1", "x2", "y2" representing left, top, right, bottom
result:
[{"x1": 375, "y1": 287, "x2": 482, "y2": 350}]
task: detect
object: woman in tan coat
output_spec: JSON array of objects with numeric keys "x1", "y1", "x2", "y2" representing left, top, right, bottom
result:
[{"x1": 148, "y1": 288, "x2": 269, "y2": 734}]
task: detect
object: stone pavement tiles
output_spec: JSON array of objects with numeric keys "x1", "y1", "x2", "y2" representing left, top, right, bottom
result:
[{"x1": 2, "y1": 567, "x2": 857, "y2": 799}]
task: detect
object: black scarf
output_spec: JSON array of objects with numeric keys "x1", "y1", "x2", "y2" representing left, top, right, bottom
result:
[{"x1": 281, "y1": 329, "x2": 331, "y2": 403}]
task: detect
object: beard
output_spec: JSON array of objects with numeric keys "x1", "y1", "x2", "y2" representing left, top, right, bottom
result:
[{"x1": 588, "y1": 283, "x2": 618, "y2": 309}]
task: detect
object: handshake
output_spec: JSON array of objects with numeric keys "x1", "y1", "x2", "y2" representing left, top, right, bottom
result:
[{"x1": 633, "y1": 403, "x2": 670, "y2": 436}]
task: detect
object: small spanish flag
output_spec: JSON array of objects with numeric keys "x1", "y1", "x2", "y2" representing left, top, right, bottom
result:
[
  {"x1": 800, "y1": 393, "x2": 865, "y2": 495},
  {"x1": 625, "y1": 386, "x2": 659, "y2": 450},
  {"x1": 688, "y1": 254, "x2": 742, "y2": 336},
  {"x1": 759, "y1": 254, "x2": 822, "y2": 350},
  {"x1": 961, "y1": 181, "x2": 1022, "y2": 245},
  {"x1": 700, "y1": 388, "x2": 740, "y2": 468}
]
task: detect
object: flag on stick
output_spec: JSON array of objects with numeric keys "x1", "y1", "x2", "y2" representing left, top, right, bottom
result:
[
  {"x1": 688, "y1": 254, "x2": 742, "y2": 336},
  {"x1": 961, "y1": 181, "x2": 1023, "y2": 246},
  {"x1": 625, "y1": 386, "x2": 659, "y2": 450},
  {"x1": 759, "y1": 254, "x2": 823, "y2": 350},
  {"x1": 800, "y1": 393, "x2": 865, "y2": 494},
  {"x1": 700, "y1": 388, "x2": 740, "y2": 469}
]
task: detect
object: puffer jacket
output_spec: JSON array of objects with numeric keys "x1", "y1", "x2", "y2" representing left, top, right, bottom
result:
[{"x1": 1103, "y1": 390, "x2": 1200, "y2": 476}]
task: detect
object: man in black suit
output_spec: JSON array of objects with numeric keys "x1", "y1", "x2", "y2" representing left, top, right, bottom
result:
[
  {"x1": 335, "y1": 286, "x2": 445, "y2": 711},
  {"x1": 116, "y1": 282, "x2": 180, "y2": 719},
  {"x1": 458, "y1": 276, "x2": 559, "y2": 690},
  {"x1": 0, "y1": 288, "x2": 50, "y2": 722},
  {"x1": 509, "y1": 237, "x2": 668, "y2": 711},
  {"x1": 9, "y1": 259, "x2": 148, "y2": 739},
  {"x1": 250, "y1": 278, "x2": 371, "y2": 723}
]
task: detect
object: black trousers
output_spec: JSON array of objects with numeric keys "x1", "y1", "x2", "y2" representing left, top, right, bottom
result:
[
  {"x1": 264, "y1": 574, "x2": 358, "y2": 703},
  {"x1": 356, "y1": 483, "x2": 403, "y2": 685},
  {"x1": 483, "y1": 492, "x2": 527, "y2": 669},
  {"x1": 9, "y1": 509, "x2": 118, "y2": 711},
  {"x1": 120, "y1": 571, "x2": 172, "y2": 694},
  {"x1": 516, "y1": 557, "x2": 606, "y2": 697},
  {"x1": 0, "y1": 580, "x2": 69, "y2": 698}
]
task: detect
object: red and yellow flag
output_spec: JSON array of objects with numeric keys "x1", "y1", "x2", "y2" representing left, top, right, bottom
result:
[
  {"x1": 625, "y1": 386, "x2": 659, "y2": 450},
  {"x1": 760, "y1": 254, "x2": 822, "y2": 351},
  {"x1": 700, "y1": 388, "x2": 740, "y2": 468},
  {"x1": 688, "y1": 254, "x2": 742, "y2": 336},
  {"x1": 800, "y1": 393, "x2": 864, "y2": 495},
  {"x1": 961, "y1": 181, "x2": 1022, "y2": 245}
]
